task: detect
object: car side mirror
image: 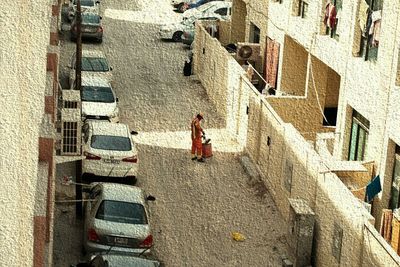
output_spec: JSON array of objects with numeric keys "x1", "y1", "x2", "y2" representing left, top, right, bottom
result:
[
  {"x1": 109, "y1": 66, "x2": 113, "y2": 71},
  {"x1": 116, "y1": 97, "x2": 119, "y2": 102},
  {"x1": 131, "y1": 130, "x2": 138, "y2": 135},
  {"x1": 100, "y1": 16, "x2": 103, "y2": 20},
  {"x1": 96, "y1": 0, "x2": 100, "y2": 3},
  {"x1": 146, "y1": 195, "x2": 156, "y2": 201}
]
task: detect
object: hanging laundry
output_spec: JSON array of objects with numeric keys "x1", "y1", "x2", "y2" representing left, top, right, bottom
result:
[
  {"x1": 362, "y1": 10, "x2": 372, "y2": 37},
  {"x1": 368, "y1": 10, "x2": 382, "y2": 47},
  {"x1": 358, "y1": 0, "x2": 369, "y2": 31},
  {"x1": 324, "y1": 2, "x2": 337, "y2": 30},
  {"x1": 365, "y1": 175, "x2": 382, "y2": 203}
]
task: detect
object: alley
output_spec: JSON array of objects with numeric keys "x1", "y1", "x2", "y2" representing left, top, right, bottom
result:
[{"x1": 53, "y1": 0, "x2": 287, "y2": 266}]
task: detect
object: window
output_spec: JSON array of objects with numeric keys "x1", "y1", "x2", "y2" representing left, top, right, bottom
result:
[
  {"x1": 348, "y1": 110, "x2": 369, "y2": 161},
  {"x1": 324, "y1": 0, "x2": 342, "y2": 40},
  {"x1": 249, "y1": 23, "x2": 260, "y2": 43},
  {"x1": 298, "y1": 0, "x2": 309, "y2": 18},
  {"x1": 215, "y1": 8, "x2": 227, "y2": 16},
  {"x1": 91, "y1": 135, "x2": 132, "y2": 151},
  {"x1": 322, "y1": 107, "x2": 338, "y2": 126},
  {"x1": 96, "y1": 201, "x2": 147, "y2": 225},
  {"x1": 389, "y1": 146, "x2": 400, "y2": 210},
  {"x1": 357, "y1": 0, "x2": 383, "y2": 61}
]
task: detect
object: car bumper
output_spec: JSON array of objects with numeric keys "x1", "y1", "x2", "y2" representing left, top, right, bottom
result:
[
  {"x1": 82, "y1": 160, "x2": 138, "y2": 178},
  {"x1": 159, "y1": 30, "x2": 173, "y2": 39},
  {"x1": 182, "y1": 36, "x2": 193, "y2": 45},
  {"x1": 84, "y1": 241, "x2": 151, "y2": 255},
  {"x1": 71, "y1": 31, "x2": 103, "y2": 40}
]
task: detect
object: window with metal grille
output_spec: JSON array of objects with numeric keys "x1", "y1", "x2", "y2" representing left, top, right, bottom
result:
[
  {"x1": 62, "y1": 121, "x2": 78, "y2": 154},
  {"x1": 348, "y1": 110, "x2": 370, "y2": 161}
]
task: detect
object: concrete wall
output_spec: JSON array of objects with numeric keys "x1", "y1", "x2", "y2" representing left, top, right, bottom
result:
[
  {"x1": 230, "y1": 0, "x2": 247, "y2": 43},
  {"x1": 193, "y1": 28, "x2": 400, "y2": 265},
  {"x1": 0, "y1": 0, "x2": 51, "y2": 266}
]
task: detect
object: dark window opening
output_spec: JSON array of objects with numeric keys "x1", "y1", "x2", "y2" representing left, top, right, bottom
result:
[
  {"x1": 323, "y1": 107, "x2": 338, "y2": 126},
  {"x1": 250, "y1": 23, "x2": 260, "y2": 44}
]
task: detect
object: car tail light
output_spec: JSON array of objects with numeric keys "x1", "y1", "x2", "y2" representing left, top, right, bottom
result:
[
  {"x1": 97, "y1": 26, "x2": 103, "y2": 33},
  {"x1": 139, "y1": 235, "x2": 153, "y2": 248},
  {"x1": 122, "y1": 156, "x2": 138, "y2": 163},
  {"x1": 88, "y1": 228, "x2": 99, "y2": 242},
  {"x1": 84, "y1": 152, "x2": 101, "y2": 160}
]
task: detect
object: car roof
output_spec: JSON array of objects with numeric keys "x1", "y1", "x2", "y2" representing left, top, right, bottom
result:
[
  {"x1": 82, "y1": 50, "x2": 106, "y2": 58},
  {"x1": 81, "y1": 76, "x2": 111, "y2": 87},
  {"x1": 97, "y1": 183, "x2": 145, "y2": 205},
  {"x1": 88, "y1": 121, "x2": 130, "y2": 137}
]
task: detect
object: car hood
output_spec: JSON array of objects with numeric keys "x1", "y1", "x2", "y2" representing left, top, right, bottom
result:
[
  {"x1": 93, "y1": 219, "x2": 150, "y2": 239},
  {"x1": 82, "y1": 101, "x2": 117, "y2": 117}
]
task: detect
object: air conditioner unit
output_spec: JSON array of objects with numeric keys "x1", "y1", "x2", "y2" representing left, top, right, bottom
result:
[{"x1": 236, "y1": 42, "x2": 261, "y2": 62}]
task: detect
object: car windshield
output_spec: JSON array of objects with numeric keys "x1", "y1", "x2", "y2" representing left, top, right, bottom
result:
[
  {"x1": 82, "y1": 57, "x2": 109, "y2": 72},
  {"x1": 74, "y1": 0, "x2": 94, "y2": 6},
  {"x1": 96, "y1": 200, "x2": 147, "y2": 224},
  {"x1": 82, "y1": 13, "x2": 100, "y2": 24},
  {"x1": 197, "y1": 3, "x2": 213, "y2": 12},
  {"x1": 82, "y1": 86, "x2": 114, "y2": 103},
  {"x1": 90, "y1": 135, "x2": 132, "y2": 151}
]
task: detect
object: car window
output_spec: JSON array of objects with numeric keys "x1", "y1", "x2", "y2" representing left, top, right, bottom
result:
[
  {"x1": 82, "y1": 13, "x2": 100, "y2": 24},
  {"x1": 74, "y1": 0, "x2": 94, "y2": 6},
  {"x1": 82, "y1": 86, "x2": 115, "y2": 103},
  {"x1": 90, "y1": 135, "x2": 132, "y2": 151},
  {"x1": 197, "y1": 3, "x2": 214, "y2": 12},
  {"x1": 82, "y1": 57, "x2": 109, "y2": 72},
  {"x1": 214, "y1": 8, "x2": 227, "y2": 16},
  {"x1": 96, "y1": 200, "x2": 147, "y2": 224}
]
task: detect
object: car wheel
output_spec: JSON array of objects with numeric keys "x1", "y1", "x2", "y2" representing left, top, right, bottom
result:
[
  {"x1": 81, "y1": 244, "x2": 87, "y2": 256},
  {"x1": 70, "y1": 35, "x2": 77, "y2": 42},
  {"x1": 172, "y1": 31, "x2": 183, "y2": 42},
  {"x1": 97, "y1": 37, "x2": 103, "y2": 44}
]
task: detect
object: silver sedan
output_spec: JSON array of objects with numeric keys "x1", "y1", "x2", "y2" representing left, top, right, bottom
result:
[{"x1": 83, "y1": 183, "x2": 155, "y2": 255}]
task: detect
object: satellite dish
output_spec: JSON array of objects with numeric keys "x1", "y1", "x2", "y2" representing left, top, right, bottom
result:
[{"x1": 238, "y1": 45, "x2": 253, "y2": 59}]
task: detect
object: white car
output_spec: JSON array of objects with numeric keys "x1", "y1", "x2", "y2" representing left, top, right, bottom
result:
[
  {"x1": 69, "y1": 49, "x2": 113, "y2": 89},
  {"x1": 82, "y1": 121, "x2": 139, "y2": 185},
  {"x1": 182, "y1": 1, "x2": 231, "y2": 20},
  {"x1": 68, "y1": 0, "x2": 100, "y2": 21},
  {"x1": 81, "y1": 77, "x2": 119, "y2": 123},
  {"x1": 83, "y1": 183, "x2": 155, "y2": 255},
  {"x1": 159, "y1": 15, "x2": 223, "y2": 41}
]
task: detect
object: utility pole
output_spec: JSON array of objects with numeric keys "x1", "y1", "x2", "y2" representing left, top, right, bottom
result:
[{"x1": 75, "y1": 0, "x2": 83, "y2": 219}]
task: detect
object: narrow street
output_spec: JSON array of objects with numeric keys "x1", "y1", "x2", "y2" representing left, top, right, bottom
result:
[{"x1": 53, "y1": 0, "x2": 288, "y2": 266}]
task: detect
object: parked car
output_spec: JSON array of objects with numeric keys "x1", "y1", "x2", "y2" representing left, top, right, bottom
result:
[
  {"x1": 159, "y1": 15, "x2": 221, "y2": 42},
  {"x1": 71, "y1": 253, "x2": 162, "y2": 267},
  {"x1": 83, "y1": 183, "x2": 155, "y2": 255},
  {"x1": 81, "y1": 77, "x2": 119, "y2": 123},
  {"x1": 69, "y1": 49, "x2": 113, "y2": 89},
  {"x1": 182, "y1": 1, "x2": 231, "y2": 20},
  {"x1": 70, "y1": 12, "x2": 103, "y2": 43},
  {"x1": 181, "y1": 18, "x2": 219, "y2": 45},
  {"x1": 82, "y1": 121, "x2": 138, "y2": 184},
  {"x1": 68, "y1": 0, "x2": 100, "y2": 21},
  {"x1": 181, "y1": 28, "x2": 195, "y2": 45},
  {"x1": 173, "y1": 0, "x2": 222, "y2": 13}
]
